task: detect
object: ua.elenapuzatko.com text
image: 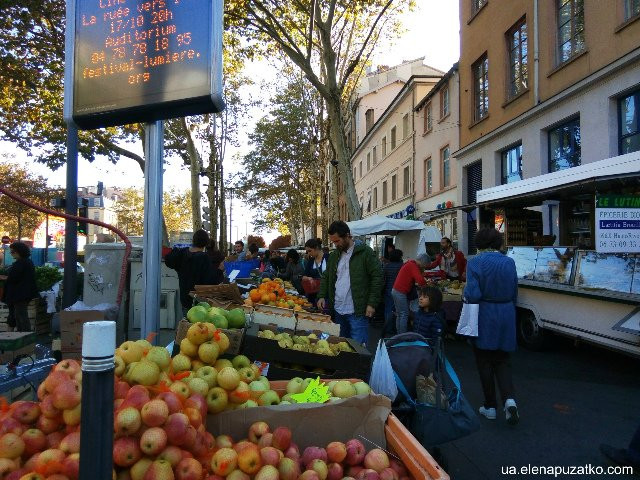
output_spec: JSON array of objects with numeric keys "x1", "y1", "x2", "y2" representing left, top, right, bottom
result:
[{"x1": 500, "y1": 464, "x2": 634, "y2": 477}]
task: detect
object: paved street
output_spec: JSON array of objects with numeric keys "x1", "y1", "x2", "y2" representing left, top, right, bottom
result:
[{"x1": 433, "y1": 333, "x2": 640, "y2": 480}]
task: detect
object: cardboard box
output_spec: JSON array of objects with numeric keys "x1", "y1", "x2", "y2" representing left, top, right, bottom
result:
[
  {"x1": 252, "y1": 304, "x2": 297, "y2": 330},
  {"x1": 242, "y1": 324, "x2": 372, "y2": 380},
  {"x1": 295, "y1": 317, "x2": 341, "y2": 336},
  {"x1": 59, "y1": 310, "x2": 104, "y2": 353}
]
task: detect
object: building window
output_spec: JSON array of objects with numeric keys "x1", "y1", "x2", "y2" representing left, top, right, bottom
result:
[
  {"x1": 391, "y1": 174, "x2": 397, "y2": 201},
  {"x1": 441, "y1": 146, "x2": 451, "y2": 188},
  {"x1": 425, "y1": 158, "x2": 433, "y2": 195},
  {"x1": 382, "y1": 136, "x2": 387, "y2": 157},
  {"x1": 452, "y1": 217, "x2": 458, "y2": 240},
  {"x1": 472, "y1": 0, "x2": 487, "y2": 15},
  {"x1": 507, "y1": 18, "x2": 528, "y2": 98},
  {"x1": 373, "y1": 187, "x2": 378, "y2": 210},
  {"x1": 402, "y1": 114, "x2": 409, "y2": 139},
  {"x1": 557, "y1": 0, "x2": 585, "y2": 64},
  {"x1": 359, "y1": 161, "x2": 362, "y2": 178},
  {"x1": 365, "y1": 108, "x2": 374, "y2": 134},
  {"x1": 424, "y1": 103, "x2": 433, "y2": 132},
  {"x1": 391, "y1": 127, "x2": 397, "y2": 150},
  {"x1": 403, "y1": 166, "x2": 410, "y2": 196},
  {"x1": 549, "y1": 117, "x2": 581, "y2": 172},
  {"x1": 382, "y1": 181, "x2": 388, "y2": 205},
  {"x1": 367, "y1": 152, "x2": 371, "y2": 172},
  {"x1": 373, "y1": 146, "x2": 378, "y2": 165},
  {"x1": 473, "y1": 54, "x2": 489, "y2": 122},
  {"x1": 441, "y1": 87, "x2": 450, "y2": 118},
  {"x1": 501, "y1": 144, "x2": 523, "y2": 184},
  {"x1": 625, "y1": 0, "x2": 640, "y2": 20},
  {"x1": 620, "y1": 89, "x2": 640, "y2": 154}
]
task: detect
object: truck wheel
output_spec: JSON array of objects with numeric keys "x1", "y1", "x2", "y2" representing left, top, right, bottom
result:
[{"x1": 517, "y1": 310, "x2": 546, "y2": 350}]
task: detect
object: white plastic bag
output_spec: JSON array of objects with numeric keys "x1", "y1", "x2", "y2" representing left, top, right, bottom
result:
[
  {"x1": 456, "y1": 303, "x2": 479, "y2": 337},
  {"x1": 369, "y1": 340, "x2": 398, "y2": 401}
]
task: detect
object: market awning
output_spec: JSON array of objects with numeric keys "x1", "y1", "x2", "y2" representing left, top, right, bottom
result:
[
  {"x1": 476, "y1": 151, "x2": 640, "y2": 208},
  {"x1": 347, "y1": 215, "x2": 425, "y2": 236}
]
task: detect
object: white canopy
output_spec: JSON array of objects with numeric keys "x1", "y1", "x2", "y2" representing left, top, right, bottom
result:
[{"x1": 346, "y1": 215, "x2": 425, "y2": 236}]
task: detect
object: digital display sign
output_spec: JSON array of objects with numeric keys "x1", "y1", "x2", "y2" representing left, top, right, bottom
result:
[{"x1": 66, "y1": 0, "x2": 224, "y2": 129}]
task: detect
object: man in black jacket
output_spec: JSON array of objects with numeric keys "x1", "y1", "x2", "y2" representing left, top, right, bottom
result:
[
  {"x1": 0, "y1": 242, "x2": 39, "y2": 332},
  {"x1": 165, "y1": 230, "x2": 215, "y2": 315}
]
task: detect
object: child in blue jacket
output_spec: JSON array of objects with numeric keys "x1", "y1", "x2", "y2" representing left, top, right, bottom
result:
[{"x1": 413, "y1": 286, "x2": 445, "y2": 339}]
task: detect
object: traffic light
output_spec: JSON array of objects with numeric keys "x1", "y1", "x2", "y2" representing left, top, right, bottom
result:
[
  {"x1": 78, "y1": 199, "x2": 88, "y2": 235},
  {"x1": 202, "y1": 206, "x2": 211, "y2": 231},
  {"x1": 46, "y1": 235, "x2": 53, "y2": 246}
]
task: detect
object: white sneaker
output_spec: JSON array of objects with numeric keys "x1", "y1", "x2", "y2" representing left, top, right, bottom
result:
[
  {"x1": 504, "y1": 399, "x2": 519, "y2": 425},
  {"x1": 478, "y1": 406, "x2": 496, "y2": 419}
]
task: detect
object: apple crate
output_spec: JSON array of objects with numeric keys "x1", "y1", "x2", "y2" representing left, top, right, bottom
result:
[
  {"x1": 252, "y1": 304, "x2": 296, "y2": 330},
  {"x1": 174, "y1": 318, "x2": 245, "y2": 356},
  {"x1": 241, "y1": 323, "x2": 372, "y2": 381}
]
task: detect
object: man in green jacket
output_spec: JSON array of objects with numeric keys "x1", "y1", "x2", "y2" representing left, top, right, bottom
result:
[{"x1": 318, "y1": 221, "x2": 383, "y2": 345}]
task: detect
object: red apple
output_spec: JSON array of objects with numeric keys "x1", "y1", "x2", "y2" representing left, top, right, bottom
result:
[
  {"x1": 271, "y1": 427, "x2": 291, "y2": 451},
  {"x1": 11, "y1": 401, "x2": 41, "y2": 425},
  {"x1": 40, "y1": 395, "x2": 61, "y2": 419},
  {"x1": 113, "y1": 437, "x2": 142, "y2": 467},
  {"x1": 348, "y1": 466, "x2": 364, "y2": 477},
  {"x1": 141, "y1": 399, "x2": 169, "y2": 427},
  {"x1": 248, "y1": 421, "x2": 270, "y2": 444},
  {"x1": 143, "y1": 458, "x2": 175, "y2": 480},
  {"x1": 356, "y1": 469, "x2": 381, "y2": 480},
  {"x1": 284, "y1": 443, "x2": 300, "y2": 462},
  {"x1": 344, "y1": 439, "x2": 366, "y2": 466},
  {"x1": 211, "y1": 448, "x2": 238, "y2": 476},
  {"x1": 114, "y1": 407, "x2": 142, "y2": 437},
  {"x1": 309, "y1": 459, "x2": 328, "y2": 480},
  {"x1": 54, "y1": 359, "x2": 81, "y2": 378},
  {"x1": 0, "y1": 433, "x2": 24, "y2": 459},
  {"x1": 157, "y1": 392, "x2": 183, "y2": 415},
  {"x1": 388, "y1": 459, "x2": 408, "y2": 478},
  {"x1": 215, "y1": 435, "x2": 233, "y2": 449},
  {"x1": 46, "y1": 431, "x2": 65, "y2": 449},
  {"x1": 379, "y1": 468, "x2": 399, "y2": 480},
  {"x1": 35, "y1": 448, "x2": 65, "y2": 475},
  {"x1": 260, "y1": 446, "x2": 282, "y2": 466},
  {"x1": 182, "y1": 426, "x2": 198, "y2": 450},
  {"x1": 21, "y1": 428, "x2": 47, "y2": 456},
  {"x1": 326, "y1": 442, "x2": 347, "y2": 463},
  {"x1": 158, "y1": 445, "x2": 183, "y2": 467},
  {"x1": 327, "y1": 463, "x2": 343, "y2": 480},
  {"x1": 302, "y1": 447, "x2": 327, "y2": 468},
  {"x1": 62, "y1": 404, "x2": 82, "y2": 427},
  {"x1": 363, "y1": 449, "x2": 389, "y2": 473},
  {"x1": 237, "y1": 443, "x2": 262, "y2": 475},
  {"x1": 44, "y1": 371, "x2": 72, "y2": 394},
  {"x1": 184, "y1": 394, "x2": 207, "y2": 420},
  {"x1": 59, "y1": 431, "x2": 81, "y2": 454},
  {"x1": 121, "y1": 385, "x2": 150, "y2": 411},
  {"x1": 114, "y1": 380, "x2": 130, "y2": 400},
  {"x1": 176, "y1": 457, "x2": 203, "y2": 480},
  {"x1": 62, "y1": 453, "x2": 80, "y2": 480},
  {"x1": 37, "y1": 415, "x2": 63, "y2": 435},
  {"x1": 165, "y1": 413, "x2": 190, "y2": 446},
  {"x1": 258, "y1": 432, "x2": 273, "y2": 448},
  {"x1": 0, "y1": 417, "x2": 23, "y2": 436},
  {"x1": 140, "y1": 427, "x2": 167, "y2": 456},
  {"x1": 52, "y1": 380, "x2": 81, "y2": 410},
  {"x1": 277, "y1": 457, "x2": 300, "y2": 480},
  {"x1": 183, "y1": 407, "x2": 202, "y2": 429},
  {"x1": 299, "y1": 470, "x2": 320, "y2": 480},
  {"x1": 254, "y1": 465, "x2": 279, "y2": 480},
  {"x1": 226, "y1": 470, "x2": 250, "y2": 480}
]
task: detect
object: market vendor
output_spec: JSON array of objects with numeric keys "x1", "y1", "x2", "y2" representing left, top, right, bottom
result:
[
  {"x1": 0, "y1": 242, "x2": 39, "y2": 332},
  {"x1": 426, "y1": 237, "x2": 467, "y2": 281}
]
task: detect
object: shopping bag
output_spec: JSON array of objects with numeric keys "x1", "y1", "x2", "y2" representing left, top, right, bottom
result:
[
  {"x1": 301, "y1": 277, "x2": 321, "y2": 295},
  {"x1": 393, "y1": 339, "x2": 479, "y2": 447},
  {"x1": 456, "y1": 302, "x2": 479, "y2": 337},
  {"x1": 370, "y1": 340, "x2": 398, "y2": 401}
]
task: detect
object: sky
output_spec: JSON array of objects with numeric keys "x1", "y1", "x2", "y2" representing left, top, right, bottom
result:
[{"x1": 1, "y1": 1, "x2": 459, "y2": 243}]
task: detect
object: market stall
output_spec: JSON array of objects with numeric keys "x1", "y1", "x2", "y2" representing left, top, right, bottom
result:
[{"x1": 473, "y1": 152, "x2": 640, "y2": 355}]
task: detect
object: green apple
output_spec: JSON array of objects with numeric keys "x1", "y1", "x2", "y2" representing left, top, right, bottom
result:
[
  {"x1": 333, "y1": 381, "x2": 357, "y2": 399},
  {"x1": 258, "y1": 390, "x2": 280, "y2": 406},
  {"x1": 301, "y1": 378, "x2": 313, "y2": 391},
  {"x1": 237, "y1": 399, "x2": 259, "y2": 409},
  {"x1": 286, "y1": 377, "x2": 305, "y2": 395},
  {"x1": 232, "y1": 355, "x2": 251, "y2": 370},
  {"x1": 187, "y1": 377, "x2": 210, "y2": 396},
  {"x1": 196, "y1": 366, "x2": 218, "y2": 388},
  {"x1": 249, "y1": 381, "x2": 267, "y2": 394},
  {"x1": 353, "y1": 381, "x2": 371, "y2": 395},
  {"x1": 258, "y1": 376, "x2": 271, "y2": 388},
  {"x1": 146, "y1": 346, "x2": 171, "y2": 370}
]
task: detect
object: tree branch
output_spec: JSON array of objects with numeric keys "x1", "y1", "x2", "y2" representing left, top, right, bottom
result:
[{"x1": 93, "y1": 132, "x2": 145, "y2": 171}]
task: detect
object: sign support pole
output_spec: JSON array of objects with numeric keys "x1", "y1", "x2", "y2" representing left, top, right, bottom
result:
[{"x1": 141, "y1": 121, "x2": 164, "y2": 343}]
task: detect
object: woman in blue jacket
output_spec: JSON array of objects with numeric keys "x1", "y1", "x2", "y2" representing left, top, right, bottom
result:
[{"x1": 463, "y1": 228, "x2": 519, "y2": 425}]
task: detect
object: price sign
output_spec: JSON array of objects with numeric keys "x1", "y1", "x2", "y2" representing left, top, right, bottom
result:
[
  {"x1": 65, "y1": 0, "x2": 224, "y2": 129},
  {"x1": 290, "y1": 377, "x2": 331, "y2": 404}
]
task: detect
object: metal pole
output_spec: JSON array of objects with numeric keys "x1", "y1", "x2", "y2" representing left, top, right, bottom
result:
[
  {"x1": 141, "y1": 121, "x2": 163, "y2": 343},
  {"x1": 229, "y1": 188, "x2": 233, "y2": 246},
  {"x1": 63, "y1": 125, "x2": 79, "y2": 308},
  {"x1": 79, "y1": 321, "x2": 115, "y2": 480}
]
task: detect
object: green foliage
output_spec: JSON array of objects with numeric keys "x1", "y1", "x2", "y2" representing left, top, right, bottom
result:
[
  {"x1": 35, "y1": 265, "x2": 63, "y2": 292},
  {"x1": 268, "y1": 235, "x2": 292, "y2": 251}
]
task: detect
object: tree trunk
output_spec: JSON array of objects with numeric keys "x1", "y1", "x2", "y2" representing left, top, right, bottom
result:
[
  {"x1": 181, "y1": 118, "x2": 202, "y2": 232},
  {"x1": 218, "y1": 159, "x2": 227, "y2": 253},
  {"x1": 326, "y1": 94, "x2": 360, "y2": 220}
]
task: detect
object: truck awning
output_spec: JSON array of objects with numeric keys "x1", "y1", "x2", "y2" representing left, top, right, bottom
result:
[{"x1": 476, "y1": 152, "x2": 640, "y2": 207}]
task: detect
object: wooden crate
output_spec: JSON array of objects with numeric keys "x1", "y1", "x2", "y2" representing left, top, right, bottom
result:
[{"x1": 0, "y1": 300, "x2": 37, "y2": 332}]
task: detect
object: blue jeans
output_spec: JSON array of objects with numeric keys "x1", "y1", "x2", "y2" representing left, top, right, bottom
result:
[
  {"x1": 382, "y1": 292, "x2": 396, "y2": 337},
  {"x1": 391, "y1": 288, "x2": 410, "y2": 334},
  {"x1": 334, "y1": 312, "x2": 369, "y2": 345}
]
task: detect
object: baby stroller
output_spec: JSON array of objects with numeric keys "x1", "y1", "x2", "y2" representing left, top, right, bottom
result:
[{"x1": 384, "y1": 332, "x2": 480, "y2": 454}]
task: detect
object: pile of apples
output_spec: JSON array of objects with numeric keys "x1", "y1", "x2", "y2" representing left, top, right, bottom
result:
[
  {"x1": 205, "y1": 422, "x2": 411, "y2": 480},
  {"x1": 0, "y1": 359, "x2": 84, "y2": 479}
]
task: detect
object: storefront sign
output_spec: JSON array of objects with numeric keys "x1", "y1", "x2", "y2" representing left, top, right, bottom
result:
[
  {"x1": 595, "y1": 195, "x2": 640, "y2": 253},
  {"x1": 67, "y1": 0, "x2": 224, "y2": 129}
]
